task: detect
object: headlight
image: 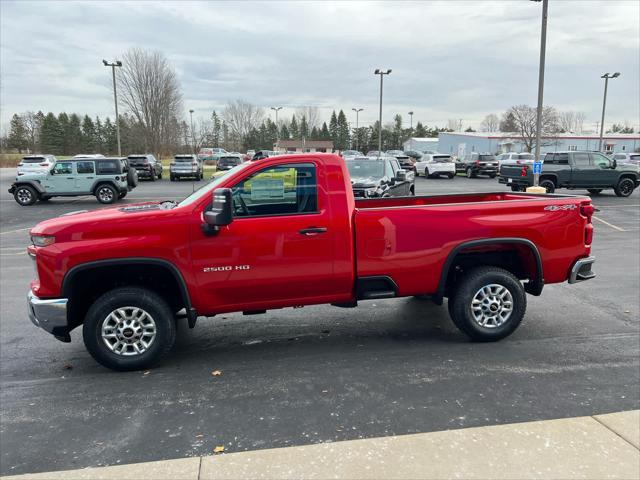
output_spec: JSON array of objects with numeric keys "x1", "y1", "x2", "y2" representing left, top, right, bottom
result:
[{"x1": 31, "y1": 234, "x2": 55, "y2": 247}]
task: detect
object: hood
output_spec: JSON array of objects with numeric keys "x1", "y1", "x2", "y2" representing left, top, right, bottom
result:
[
  {"x1": 350, "y1": 176, "x2": 382, "y2": 188},
  {"x1": 15, "y1": 172, "x2": 47, "y2": 181},
  {"x1": 29, "y1": 201, "x2": 177, "y2": 238}
]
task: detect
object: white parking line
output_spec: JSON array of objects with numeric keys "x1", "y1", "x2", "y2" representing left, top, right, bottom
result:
[{"x1": 593, "y1": 216, "x2": 626, "y2": 232}]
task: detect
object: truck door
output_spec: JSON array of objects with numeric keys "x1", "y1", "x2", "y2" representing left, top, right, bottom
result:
[
  {"x1": 43, "y1": 161, "x2": 75, "y2": 194},
  {"x1": 570, "y1": 152, "x2": 594, "y2": 187},
  {"x1": 190, "y1": 161, "x2": 340, "y2": 310},
  {"x1": 589, "y1": 152, "x2": 619, "y2": 187}
]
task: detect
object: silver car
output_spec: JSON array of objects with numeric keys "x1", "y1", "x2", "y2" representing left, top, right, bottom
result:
[{"x1": 17, "y1": 155, "x2": 57, "y2": 176}]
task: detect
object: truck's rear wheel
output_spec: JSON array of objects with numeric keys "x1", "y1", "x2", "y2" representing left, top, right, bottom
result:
[
  {"x1": 614, "y1": 178, "x2": 635, "y2": 197},
  {"x1": 539, "y1": 179, "x2": 555, "y2": 193},
  {"x1": 466, "y1": 167, "x2": 476, "y2": 178},
  {"x1": 448, "y1": 266, "x2": 526, "y2": 342},
  {"x1": 587, "y1": 189, "x2": 602, "y2": 195},
  {"x1": 95, "y1": 184, "x2": 117, "y2": 204},
  {"x1": 82, "y1": 287, "x2": 176, "y2": 371}
]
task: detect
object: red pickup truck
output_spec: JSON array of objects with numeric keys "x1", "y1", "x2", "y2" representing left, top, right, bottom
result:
[{"x1": 27, "y1": 154, "x2": 596, "y2": 371}]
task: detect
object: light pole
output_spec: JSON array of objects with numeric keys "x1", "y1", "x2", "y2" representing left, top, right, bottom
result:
[
  {"x1": 271, "y1": 106, "x2": 283, "y2": 148},
  {"x1": 408, "y1": 111, "x2": 414, "y2": 130},
  {"x1": 531, "y1": 0, "x2": 548, "y2": 187},
  {"x1": 352, "y1": 108, "x2": 363, "y2": 151},
  {"x1": 102, "y1": 59, "x2": 122, "y2": 156},
  {"x1": 374, "y1": 69, "x2": 391, "y2": 157},
  {"x1": 598, "y1": 72, "x2": 620, "y2": 152},
  {"x1": 189, "y1": 109, "x2": 195, "y2": 154}
]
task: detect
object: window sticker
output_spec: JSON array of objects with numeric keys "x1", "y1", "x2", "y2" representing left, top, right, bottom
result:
[{"x1": 250, "y1": 178, "x2": 285, "y2": 200}]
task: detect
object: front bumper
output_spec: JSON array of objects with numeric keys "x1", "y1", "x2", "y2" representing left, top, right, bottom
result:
[
  {"x1": 568, "y1": 256, "x2": 596, "y2": 284},
  {"x1": 27, "y1": 291, "x2": 70, "y2": 342}
]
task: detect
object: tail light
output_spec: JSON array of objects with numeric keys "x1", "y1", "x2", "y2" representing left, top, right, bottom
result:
[
  {"x1": 520, "y1": 166, "x2": 528, "y2": 177},
  {"x1": 39, "y1": 163, "x2": 48, "y2": 167},
  {"x1": 475, "y1": 160, "x2": 481, "y2": 165},
  {"x1": 581, "y1": 202, "x2": 595, "y2": 245},
  {"x1": 18, "y1": 163, "x2": 24, "y2": 166},
  {"x1": 192, "y1": 162, "x2": 198, "y2": 166}
]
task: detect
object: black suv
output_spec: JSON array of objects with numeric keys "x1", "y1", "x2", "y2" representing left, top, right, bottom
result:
[
  {"x1": 456, "y1": 153, "x2": 498, "y2": 178},
  {"x1": 386, "y1": 150, "x2": 416, "y2": 172},
  {"x1": 127, "y1": 154, "x2": 163, "y2": 181},
  {"x1": 345, "y1": 156, "x2": 415, "y2": 198}
]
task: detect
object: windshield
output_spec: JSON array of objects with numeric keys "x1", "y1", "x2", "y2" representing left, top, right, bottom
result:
[
  {"x1": 22, "y1": 157, "x2": 46, "y2": 163},
  {"x1": 178, "y1": 162, "x2": 250, "y2": 207},
  {"x1": 433, "y1": 155, "x2": 452, "y2": 163},
  {"x1": 219, "y1": 156, "x2": 240, "y2": 165},
  {"x1": 346, "y1": 159, "x2": 384, "y2": 178},
  {"x1": 128, "y1": 157, "x2": 148, "y2": 165}
]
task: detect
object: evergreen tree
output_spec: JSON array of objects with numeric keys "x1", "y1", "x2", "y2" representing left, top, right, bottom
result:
[
  {"x1": 310, "y1": 126, "x2": 319, "y2": 139},
  {"x1": 103, "y1": 117, "x2": 118, "y2": 154},
  {"x1": 94, "y1": 117, "x2": 104, "y2": 153},
  {"x1": 329, "y1": 111, "x2": 338, "y2": 143},
  {"x1": 34, "y1": 111, "x2": 45, "y2": 152},
  {"x1": 211, "y1": 111, "x2": 222, "y2": 146},
  {"x1": 465, "y1": 126, "x2": 476, "y2": 132},
  {"x1": 81, "y1": 115, "x2": 96, "y2": 152},
  {"x1": 336, "y1": 110, "x2": 350, "y2": 150},
  {"x1": 320, "y1": 122, "x2": 330, "y2": 140},
  {"x1": 279, "y1": 124, "x2": 290, "y2": 140},
  {"x1": 67, "y1": 114, "x2": 82, "y2": 154},
  {"x1": 414, "y1": 121, "x2": 427, "y2": 137},
  {"x1": 8, "y1": 114, "x2": 27, "y2": 152},
  {"x1": 392, "y1": 114, "x2": 403, "y2": 149},
  {"x1": 57, "y1": 113, "x2": 70, "y2": 154},
  {"x1": 299, "y1": 115, "x2": 309, "y2": 139},
  {"x1": 40, "y1": 112, "x2": 63, "y2": 154},
  {"x1": 289, "y1": 115, "x2": 299, "y2": 139}
]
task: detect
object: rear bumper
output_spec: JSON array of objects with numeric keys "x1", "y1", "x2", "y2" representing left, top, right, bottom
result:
[
  {"x1": 568, "y1": 256, "x2": 596, "y2": 283},
  {"x1": 134, "y1": 169, "x2": 154, "y2": 178},
  {"x1": 499, "y1": 177, "x2": 530, "y2": 186},
  {"x1": 27, "y1": 291, "x2": 70, "y2": 341}
]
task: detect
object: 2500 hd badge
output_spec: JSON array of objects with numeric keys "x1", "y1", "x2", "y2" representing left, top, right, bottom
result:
[{"x1": 203, "y1": 265, "x2": 251, "y2": 272}]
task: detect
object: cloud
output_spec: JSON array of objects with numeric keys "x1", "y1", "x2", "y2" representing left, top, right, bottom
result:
[{"x1": 1, "y1": 0, "x2": 638, "y2": 132}]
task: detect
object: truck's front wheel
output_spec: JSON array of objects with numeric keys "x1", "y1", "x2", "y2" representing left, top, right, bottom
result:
[
  {"x1": 82, "y1": 287, "x2": 176, "y2": 371},
  {"x1": 448, "y1": 266, "x2": 526, "y2": 342}
]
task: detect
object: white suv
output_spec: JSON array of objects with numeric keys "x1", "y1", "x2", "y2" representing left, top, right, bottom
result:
[
  {"x1": 17, "y1": 155, "x2": 57, "y2": 176},
  {"x1": 612, "y1": 152, "x2": 640, "y2": 165},
  {"x1": 496, "y1": 152, "x2": 535, "y2": 167},
  {"x1": 415, "y1": 154, "x2": 456, "y2": 179}
]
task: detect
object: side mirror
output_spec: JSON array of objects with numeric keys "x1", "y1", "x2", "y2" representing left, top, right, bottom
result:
[
  {"x1": 395, "y1": 169, "x2": 407, "y2": 182},
  {"x1": 203, "y1": 188, "x2": 233, "y2": 233},
  {"x1": 611, "y1": 159, "x2": 617, "y2": 169}
]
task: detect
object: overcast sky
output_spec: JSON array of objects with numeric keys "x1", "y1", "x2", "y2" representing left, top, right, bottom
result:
[{"x1": 1, "y1": 0, "x2": 639, "y2": 132}]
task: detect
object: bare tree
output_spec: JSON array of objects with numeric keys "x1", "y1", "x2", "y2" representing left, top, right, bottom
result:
[
  {"x1": 574, "y1": 112, "x2": 586, "y2": 133},
  {"x1": 557, "y1": 111, "x2": 576, "y2": 133},
  {"x1": 21, "y1": 112, "x2": 40, "y2": 152},
  {"x1": 222, "y1": 99, "x2": 264, "y2": 148},
  {"x1": 295, "y1": 106, "x2": 320, "y2": 130},
  {"x1": 117, "y1": 48, "x2": 184, "y2": 155},
  {"x1": 507, "y1": 104, "x2": 558, "y2": 152},
  {"x1": 480, "y1": 113, "x2": 500, "y2": 132},
  {"x1": 447, "y1": 119, "x2": 460, "y2": 131}
]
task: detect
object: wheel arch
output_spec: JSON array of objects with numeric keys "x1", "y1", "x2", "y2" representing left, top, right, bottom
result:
[
  {"x1": 91, "y1": 180, "x2": 119, "y2": 194},
  {"x1": 62, "y1": 258, "x2": 195, "y2": 330},
  {"x1": 436, "y1": 238, "x2": 544, "y2": 303},
  {"x1": 14, "y1": 180, "x2": 45, "y2": 194}
]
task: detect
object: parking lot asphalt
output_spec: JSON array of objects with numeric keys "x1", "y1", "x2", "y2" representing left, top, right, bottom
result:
[{"x1": 1, "y1": 168, "x2": 638, "y2": 475}]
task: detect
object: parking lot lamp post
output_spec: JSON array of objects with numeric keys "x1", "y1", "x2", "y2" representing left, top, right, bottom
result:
[
  {"x1": 531, "y1": 0, "x2": 548, "y2": 187},
  {"x1": 374, "y1": 69, "x2": 391, "y2": 157},
  {"x1": 189, "y1": 109, "x2": 195, "y2": 154},
  {"x1": 271, "y1": 106, "x2": 283, "y2": 149},
  {"x1": 408, "y1": 111, "x2": 414, "y2": 130},
  {"x1": 598, "y1": 72, "x2": 620, "y2": 152},
  {"x1": 102, "y1": 60, "x2": 122, "y2": 156},
  {"x1": 352, "y1": 108, "x2": 363, "y2": 151}
]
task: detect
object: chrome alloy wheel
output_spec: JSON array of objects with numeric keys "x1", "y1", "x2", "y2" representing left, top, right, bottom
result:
[
  {"x1": 101, "y1": 307, "x2": 157, "y2": 356},
  {"x1": 470, "y1": 284, "x2": 513, "y2": 328},
  {"x1": 16, "y1": 188, "x2": 33, "y2": 204},
  {"x1": 98, "y1": 186, "x2": 114, "y2": 202}
]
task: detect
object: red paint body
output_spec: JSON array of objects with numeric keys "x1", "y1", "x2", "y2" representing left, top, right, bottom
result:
[{"x1": 29, "y1": 154, "x2": 593, "y2": 317}]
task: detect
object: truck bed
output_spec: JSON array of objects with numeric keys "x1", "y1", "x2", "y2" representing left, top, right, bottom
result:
[{"x1": 354, "y1": 191, "x2": 591, "y2": 297}]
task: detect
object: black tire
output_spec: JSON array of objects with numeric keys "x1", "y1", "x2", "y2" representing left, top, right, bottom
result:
[
  {"x1": 150, "y1": 170, "x2": 157, "y2": 181},
  {"x1": 466, "y1": 167, "x2": 476, "y2": 179},
  {"x1": 127, "y1": 168, "x2": 139, "y2": 188},
  {"x1": 510, "y1": 185, "x2": 522, "y2": 192},
  {"x1": 118, "y1": 191, "x2": 127, "y2": 199},
  {"x1": 424, "y1": 168, "x2": 430, "y2": 178},
  {"x1": 448, "y1": 266, "x2": 526, "y2": 342},
  {"x1": 539, "y1": 178, "x2": 556, "y2": 193},
  {"x1": 95, "y1": 184, "x2": 117, "y2": 204},
  {"x1": 13, "y1": 185, "x2": 38, "y2": 206},
  {"x1": 488, "y1": 173, "x2": 497, "y2": 179},
  {"x1": 82, "y1": 287, "x2": 176, "y2": 371},
  {"x1": 158, "y1": 171, "x2": 163, "y2": 180},
  {"x1": 587, "y1": 189, "x2": 603, "y2": 195},
  {"x1": 39, "y1": 196, "x2": 50, "y2": 202},
  {"x1": 170, "y1": 174, "x2": 176, "y2": 182},
  {"x1": 614, "y1": 178, "x2": 635, "y2": 198},
  {"x1": 448, "y1": 173, "x2": 455, "y2": 179},
  {"x1": 410, "y1": 186, "x2": 415, "y2": 196}
]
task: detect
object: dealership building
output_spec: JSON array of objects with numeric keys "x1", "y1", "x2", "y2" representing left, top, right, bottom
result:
[{"x1": 437, "y1": 132, "x2": 640, "y2": 157}]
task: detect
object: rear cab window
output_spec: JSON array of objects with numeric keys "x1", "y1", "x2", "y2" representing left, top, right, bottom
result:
[
  {"x1": 76, "y1": 161, "x2": 95, "y2": 174},
  {"x1": 96, "y1": 160, "x2": 120, "y2": 175}
]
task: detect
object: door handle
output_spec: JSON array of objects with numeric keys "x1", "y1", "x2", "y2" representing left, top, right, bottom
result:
[
  {"x1": 66, "y1": 177, "x2": 74, "y2": 179},
  {"x1": 86, "y1": 177, "x2": 94, "y2": 179},
  {"x1": 299, "y1": 227, "x2": 327, "y2": 236}
]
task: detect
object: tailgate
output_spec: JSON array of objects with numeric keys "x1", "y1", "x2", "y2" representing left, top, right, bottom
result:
[{"x1": 500, "y1": 164, "x2": 529, "y2": 178}]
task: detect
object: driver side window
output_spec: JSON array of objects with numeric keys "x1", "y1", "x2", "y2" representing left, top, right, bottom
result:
[
  {"x1": 590, "y1": 153, "x2": 611, "y2": 169},
  {"x1": 231, "y1": 163, "x2": 318, "y2": 218},
  {"x1": 53, "y1": 162, "x2": 73, "y2": 175}
]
